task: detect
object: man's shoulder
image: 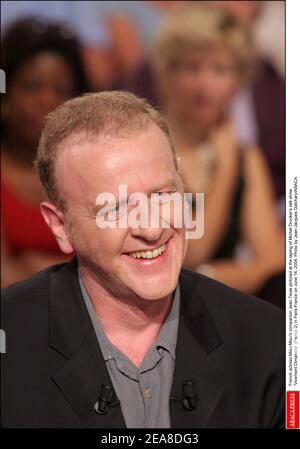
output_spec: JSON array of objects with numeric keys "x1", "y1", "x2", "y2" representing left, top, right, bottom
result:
[
  {"x1": 1, "y1": 261, "x2": 69, "y2": 315},
  {"x1": 1, "y1": 262, "x2": 73, "y2": 359},
  {"x1": 180, "y1": 268, "x2": 284, "y2": 314},
  {"x1": 179, "y1": 269, "x2": 285, "y2": 428},
  {"x1": 179, "y1": 268, "x2": 284, "y2": 343}
]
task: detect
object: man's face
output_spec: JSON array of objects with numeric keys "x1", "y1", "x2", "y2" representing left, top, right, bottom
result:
[{"x1": 57, "y1": 124, "x2": 187, "y2": 302}]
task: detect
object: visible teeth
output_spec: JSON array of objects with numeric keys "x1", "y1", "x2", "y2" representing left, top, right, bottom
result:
[{"x1": 129, "y1": 243, "x2": 167, "y2": 259}]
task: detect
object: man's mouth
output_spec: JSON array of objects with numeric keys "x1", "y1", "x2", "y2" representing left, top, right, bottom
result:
[{"x1": 126, "y1": 243, "x2": 167, "y2": 260}]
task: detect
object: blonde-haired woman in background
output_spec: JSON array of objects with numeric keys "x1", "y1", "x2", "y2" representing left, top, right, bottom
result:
[{"x1": 152, "y1": 5, "x2": 285, "y2": 308}]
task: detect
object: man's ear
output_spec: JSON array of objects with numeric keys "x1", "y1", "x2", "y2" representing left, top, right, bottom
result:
[{"x1": 40, "y1": 202, "x2": 74, "y2": 254}]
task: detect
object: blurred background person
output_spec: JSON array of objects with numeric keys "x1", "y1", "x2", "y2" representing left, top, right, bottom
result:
[
  {"x1": 99, "y1": 1, "x2": 187, "y2": 84},
  {"x1": 127, "y1": 1, "x2": 285, "y2": 221},
  {"x1": 0, "y1": 1, "x2": 183, "y2": 91},
  {"x1": 1, "y1": 17, "x2": 88, "y2": 287},
  {"x1": 1, "y1": 0, "x2": 115, "y2": 90},
  {"x1": 211, "y1": 1, "x2": 285, "y2": 77},
  {"x1": 151, "y1": 5, "x2": 285, "y2": 308},
  {"x1": 1, "y1": 1, "x2": 185, "y2": 90},
  {"x1": 210, "y1": 1, "x2": 285, "y2": 217}
]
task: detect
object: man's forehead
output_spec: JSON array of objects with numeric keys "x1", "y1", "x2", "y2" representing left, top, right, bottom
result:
[
  {"x1": 57, "y1": 125, "x2": 174, "y2": 174},
  {"x1": 56, "y1": 125, "x2": 178, "y2": 202}
]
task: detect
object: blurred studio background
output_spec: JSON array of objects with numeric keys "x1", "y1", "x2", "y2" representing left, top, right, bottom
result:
[{"x1": 1, "y1": 1, "x2": 285, "y2": 308}]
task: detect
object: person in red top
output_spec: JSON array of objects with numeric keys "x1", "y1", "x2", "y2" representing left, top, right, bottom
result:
[{"x1": 1, "y1": 17, "x2": 88, "y2": 287}]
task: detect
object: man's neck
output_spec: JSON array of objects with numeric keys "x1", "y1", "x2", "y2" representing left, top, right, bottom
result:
[{"x1": 79, "y1": 266, "x2": 173, "y2": 367}]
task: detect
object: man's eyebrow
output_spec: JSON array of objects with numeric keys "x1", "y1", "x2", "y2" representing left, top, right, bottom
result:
[{"x1": 91, "y1": 198, "x2": 126, "y2": 215}]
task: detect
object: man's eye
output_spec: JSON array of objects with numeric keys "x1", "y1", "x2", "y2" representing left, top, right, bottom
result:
[
  {"x1": 108, "y1": 207, "x2": 118, "y2": 215},
  {"x1": 96, "y1": 205, "x2": 118, "y2": 220},
  {"x1": 107, "y1": 205, "x2": 120, "y2": 218},
  {"x1": 107, "y1": 203, "x2": 128, "y2": 220},
  {"x1": 152, "y1": 192, "x2": 172, "y2": 203}
]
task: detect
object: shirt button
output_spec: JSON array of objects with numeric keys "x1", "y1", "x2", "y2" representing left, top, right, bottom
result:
[{"x1": 144, "y1": 389, "x2": 152, "y2": 399}]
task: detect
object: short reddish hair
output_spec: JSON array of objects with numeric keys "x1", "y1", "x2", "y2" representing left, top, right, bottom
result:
[{"x1": 35, "y1": 91, "x2": 176, "y2": 211}]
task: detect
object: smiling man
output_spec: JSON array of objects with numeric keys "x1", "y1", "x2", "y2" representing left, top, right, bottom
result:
[{"x1": 1, "y1": 91, "x2": 284, "y2": 428}]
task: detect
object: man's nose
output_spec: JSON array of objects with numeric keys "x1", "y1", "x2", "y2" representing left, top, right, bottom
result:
[{"x1": 130, "y1": 224, "x2": 165, "y2": 243}]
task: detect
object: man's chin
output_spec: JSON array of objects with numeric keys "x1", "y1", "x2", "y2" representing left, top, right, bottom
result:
[{"x1": 127, "y1": 275, "x2": 179, "y2": 302}]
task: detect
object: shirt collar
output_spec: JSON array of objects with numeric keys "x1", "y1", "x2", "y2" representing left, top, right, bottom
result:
[
  {"x1": 150, "y1": 284, "x2": 180, "y2": 361},
  {"x1": 78, "y1": 267, "x2": 180, "y2": 363}
]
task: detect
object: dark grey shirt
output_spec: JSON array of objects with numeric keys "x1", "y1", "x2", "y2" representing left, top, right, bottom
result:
[{"x1": 78, "y1": 269, "x2": 180, "y2": 428}]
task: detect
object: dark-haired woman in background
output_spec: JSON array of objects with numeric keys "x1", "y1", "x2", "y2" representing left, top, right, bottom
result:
[{"x1": 1, "y1": 18, "x2": 88, "y2": 287}]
